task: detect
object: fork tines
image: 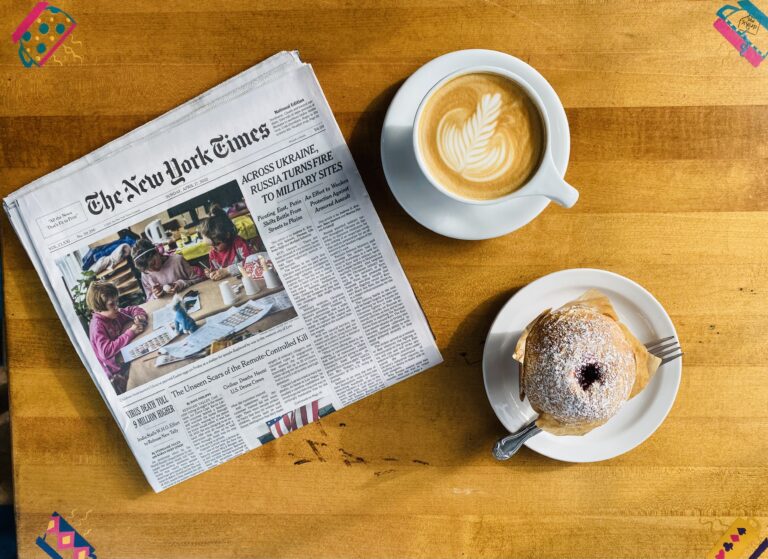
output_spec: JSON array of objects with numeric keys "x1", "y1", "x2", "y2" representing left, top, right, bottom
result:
[{"x1": 645, "y1": 336, "x2": 683, "y2": 365}]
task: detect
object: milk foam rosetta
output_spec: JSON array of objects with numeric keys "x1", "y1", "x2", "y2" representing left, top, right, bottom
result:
[{"x1": 417, "y1": 73, "x2": 544, "y2": 201}]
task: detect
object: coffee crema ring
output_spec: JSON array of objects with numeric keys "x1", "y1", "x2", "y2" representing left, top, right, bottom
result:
[{"x1": 417, "y1": 72, "x2": 543, "y2": 201}]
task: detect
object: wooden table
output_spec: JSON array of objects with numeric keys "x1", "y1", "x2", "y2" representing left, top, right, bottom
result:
[
  {"x1": 2, "y1": 2, "x2": 767, "y2": 558},
  {"x1": 125, "y1": 280, "x2": 297, "y2": 390}
]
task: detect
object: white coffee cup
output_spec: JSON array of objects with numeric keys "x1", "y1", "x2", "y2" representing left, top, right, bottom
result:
[{"x1": 412, "y1": 65, "x2": 578, "y2": 208}]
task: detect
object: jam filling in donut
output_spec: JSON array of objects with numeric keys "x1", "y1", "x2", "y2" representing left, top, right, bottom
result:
[{"x1": 577, "y1": 363, "x2": 602, "y2": 391}]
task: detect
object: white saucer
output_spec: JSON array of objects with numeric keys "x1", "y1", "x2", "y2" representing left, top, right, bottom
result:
[
  {"x1": 482, "y1": 269, "x2": 682, "y2": 462},
  {"x1": 380, "y1": 49, "x2": 570, "y2": 240}
]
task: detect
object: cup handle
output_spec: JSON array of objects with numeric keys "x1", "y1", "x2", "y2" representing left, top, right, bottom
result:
[
  {"x1": 548, "y1": 177, "x2": 579, "y2": 208},
  {"x1": 520, "y1": 155, "x2": 579, "y2": 208}
]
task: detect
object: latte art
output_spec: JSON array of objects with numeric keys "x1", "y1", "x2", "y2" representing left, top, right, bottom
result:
[
  {"x1": 417, "y1": 72, "x2": 544, "y2": 201},
  {"x1": 437, "y1": 92, "x2": 513, "y2": 182}
]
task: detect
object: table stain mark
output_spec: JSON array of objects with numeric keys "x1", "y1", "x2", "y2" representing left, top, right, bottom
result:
[
  {"x1": 305, "y1": 439, "x2": 326, "y2": 462},
  {"x1": 459, "y1": 351, "x2": 482, "y2": 366},
  {"x1": 383, "y1": 457, "x2": 399, "y2": 461},
  {"x1": 374, "y1": 469, "x2": 396, "y2": 477},
  {"x1": 294, "y1": 459, "x2": 311, "y2": 465},
  {"x1": 412, "y1": 459, "x2": 429, "y2": 465},
  {"x1": 339, "y1": 448, "x2": 366, "y2": 466},
  {"x1": 339, "y1": 422, "x2": 346, "y2": 427},
  {"x1": 316, "y1": 419, "x2": 328, "y2": 437}
]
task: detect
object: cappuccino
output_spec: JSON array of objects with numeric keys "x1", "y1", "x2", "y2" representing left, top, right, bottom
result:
[{"x1": 416, "y1": 72, "x2": 543, "y2": 201}]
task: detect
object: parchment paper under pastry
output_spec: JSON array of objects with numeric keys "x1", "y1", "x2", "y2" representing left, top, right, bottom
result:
[{"x1": 512, "y1": 289, "x2": 661, "y2": 436}]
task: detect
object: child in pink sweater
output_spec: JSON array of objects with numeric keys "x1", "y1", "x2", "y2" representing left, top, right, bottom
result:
[
  {"x1": 200, "y1": 205, "x2": 253, "y2": 280},
  {"x1": 87, "y1": 281, "x2": 148, "y2": 395}
]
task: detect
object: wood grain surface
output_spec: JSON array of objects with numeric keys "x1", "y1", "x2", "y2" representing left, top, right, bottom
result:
[{"x1": 2, "y1": 1, "x2": 767, "y2": 557}]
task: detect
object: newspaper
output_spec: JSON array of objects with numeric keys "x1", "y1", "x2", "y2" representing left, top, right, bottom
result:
[{"x1": 3, "y1": 51, "x2": 442, "y2": 492}]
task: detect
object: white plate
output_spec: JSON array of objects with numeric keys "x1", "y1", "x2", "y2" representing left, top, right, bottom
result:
[
  {"x1": 380, "y1": 49, "x2": 570, "y2": 240},
  {"x1": 482, "y1": 269, "x2": 682, "y2": 462}
]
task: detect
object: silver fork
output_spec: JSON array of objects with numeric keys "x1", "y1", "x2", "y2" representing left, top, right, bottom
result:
[
  {"x1": 644, "y1": 335, "x2": 683, "y2": 365},
  {"x1": 491, "y1": 336, "x2": 683, "y2": 461}
]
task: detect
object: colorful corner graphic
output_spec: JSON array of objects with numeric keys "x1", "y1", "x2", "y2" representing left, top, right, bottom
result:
[
  {"x1": 36, "y1": 512, "x2": 96, "y2": 559},
  {"x1": 12, "y1": 2, "x2": 76, "y2": 67},
  {"x1": 707, "y1": 517, "x2": 766, "y2": 559},
  {"x1": 714, "y1": 0, "x2": 768, "y2": 66}
]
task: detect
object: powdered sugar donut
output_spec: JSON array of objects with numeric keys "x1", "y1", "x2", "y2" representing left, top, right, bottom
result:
[{"x1": 519, "y1": 305, "x2": 636, "y2": 429}]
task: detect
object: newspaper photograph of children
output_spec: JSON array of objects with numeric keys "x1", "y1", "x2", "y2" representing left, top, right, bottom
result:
[{"x1": 55, "y1": 180, "x2": 298, "y2": 396}]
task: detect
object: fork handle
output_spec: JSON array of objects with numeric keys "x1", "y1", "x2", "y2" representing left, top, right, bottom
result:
[{"x1": 492, "y1": 420, "x2": 542, "y2": 460}]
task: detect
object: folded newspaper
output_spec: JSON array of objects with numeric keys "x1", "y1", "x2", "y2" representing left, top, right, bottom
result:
[{"x1": 4, "y1": 51, "x2": 443, "y2": 492}]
